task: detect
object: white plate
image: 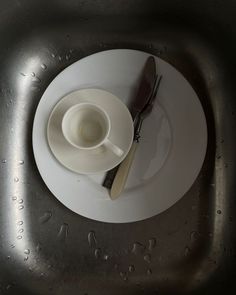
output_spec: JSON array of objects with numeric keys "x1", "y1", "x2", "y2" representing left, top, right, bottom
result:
[
  {"x1": 47, "y1": 89, "x2": 134, "y2": 174},
  {"x1": 32, "y1": 49, "x2": 207, "y2": 223}
]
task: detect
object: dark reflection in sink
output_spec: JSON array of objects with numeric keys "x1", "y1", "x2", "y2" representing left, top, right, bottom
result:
[{"x1": 0, "y1": 0, "x2": 236, "y2": 294}]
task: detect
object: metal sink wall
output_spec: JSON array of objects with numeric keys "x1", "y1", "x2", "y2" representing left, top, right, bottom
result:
[{"x1": 0, "y1": 0, "x2": 236, "y2": 294}]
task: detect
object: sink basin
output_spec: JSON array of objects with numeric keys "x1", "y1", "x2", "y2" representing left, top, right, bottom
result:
[{"x1": 0, "y1": 0, "x2": 236, "y2": 294}]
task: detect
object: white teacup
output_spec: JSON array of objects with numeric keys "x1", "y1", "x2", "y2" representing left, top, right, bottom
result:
[{"x1": 62, "y1": 102, "x2": 124, "y2": 156}]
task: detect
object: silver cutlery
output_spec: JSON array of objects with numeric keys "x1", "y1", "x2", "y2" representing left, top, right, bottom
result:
[
  {"x1": 102, "y1": 56, "x2": 157, "y2": 192},
  {"x1": 110, "y1": 75, "x2": 162, "y2": 199}
]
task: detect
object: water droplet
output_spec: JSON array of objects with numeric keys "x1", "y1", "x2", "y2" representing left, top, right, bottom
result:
[
  {"x1": 128, "y1": 265, "x2": 135, "y2": 272},
  {"x1": 18, "y1": 160, "x2": 24, "y2": 165},
  {"x1": 18, "y1": 199, "x2": 23, "y2": 204},
  {"x1": 57, "y1": 223, "x2": 69, "y2": 241},
  {"x1": 94, "y1": 248, "x2": 101, "y2": 259},
  {"x1": 17, "y1": 235, "x2": 22, "y2": 240},
  {"x1": 29, "y1": 267, "x2": 33, "y2": 272},
  {"x1": 217, "y1": 210, "x2": 222, "y2": 214},
  {"x1": 18, "y1": 205, "x2": 24, "y2": 210},
  {"x1": 7, "y1": 255, "x2": 10, "y2": 259},
  {"x1": 24, "y1": 249, "x2": 30, "y2": 255},
  {"x1": 31, "y1": 86, "x2": 41, "y2": 92},
  {"x1": 147, "y1": 269, "x2": 152, "y2": 275},
  {"x1": 18, "y1": 229, "x2": 24, "y2": 233},
  {"x1": 31, "y1": 72, "x2": 35, "y2": 77},
  {"x1": 190, "y1": 231, "x2": 199, "y2": 242},
  {"x1": 17, "y1": 221, "x2": 23, "y2": 226},
  {"x1": 39, "y1": 211, "x2": 52, "y2": 224},
  {"x1": 51, "y1": 53, "x2": 56, "y2": 58},
  {"x1": 20, "y1": 72, "x2": 26, "y2": 76},
  {"x1": 41, "y1": 64, "x2": 47, "y2": 70},
  {"x1": 88, "y1": 231, "x2": 97, "y2": 248},
  {"x1": 132, "y1": 242, "x2": 145, "y2": 255},
  {"x1": 58, "y1": 56, "x2": 62, "y2": 61},
  {"x1": 2, "y1": 159, "x2": 7, "y2": 163},
  {"x1": 148, "y1": 238, "x2": 157, "y2": 250},
  {"x1": 184, "y1": 246, "x2": 190, "y2": 256},
  {"x1": 120, "y1": 271, "x2": 126, "y2": 278},
  {"x1": 65, "y1": 54, "x2": 71, "y2": 60},
  {"x1": 36, "y1": 243, "x2": 42, "y2": 252},
  {"x1": 24, "y1": 256, "x2": 28, "y2": 261},
  {"x1": 103, "y1": 254, "x2": 109, "y2": 261},
  {"x1": 10, "y1": 244, "x2": 15, "y2": 248},
  {"x1": 144, "y1": 254, "x2": 151, "y2": 263},
  {"x1": 32, "y1": 76, "x2": 41, "y2": 83},
  {"x1": 14, "y1": 177, "x2": 19, "y2": 182},
  {"x1": 6, "y1": 284, "x2": 12, "y2": 290},
  {"x1": 217, "y1": 155, "x2": 221, "y2": 159},
  {"x1": 12, "y1": 196, "x2": 17, "y2": 201},
  {"x1": 69, "y1": 49, "x2": 73, "y2": 53}
]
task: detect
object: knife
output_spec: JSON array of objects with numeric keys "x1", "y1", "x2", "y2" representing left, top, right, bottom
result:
[
  {"x1": 128, "y1": 56, "x2": 157, "y2": 120},
  {"x1": 110, "y1": 75, "x2": 162, "y2": 199},
  {"x1": 102, "y1": 56, "x2": 157, "y2": 191}
]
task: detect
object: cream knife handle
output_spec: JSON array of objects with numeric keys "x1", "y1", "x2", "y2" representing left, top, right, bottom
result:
[{"x1": 110, "y1": 142, "x2": 138, "y2": 200}]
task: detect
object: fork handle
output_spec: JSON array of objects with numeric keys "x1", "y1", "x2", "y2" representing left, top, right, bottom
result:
[{"x1": 110, "y1": 142, "x2": 138, "y2": 200}]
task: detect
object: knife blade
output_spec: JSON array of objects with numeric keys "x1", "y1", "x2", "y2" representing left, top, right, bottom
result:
[
  {"x1": 129, "y1": 56, "x2": 157, "y2": 120},
  {"x1": 102, "y1": 56, "x2": 157, "y2": 189},
  {"x1": 133, "y1": 75, "x2": 162, "y2": 142}
]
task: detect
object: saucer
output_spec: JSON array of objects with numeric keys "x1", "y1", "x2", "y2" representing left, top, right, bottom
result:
[
  {"x1": 32, "y1": 49, "x2": 207, "y2": 223},
  {"x1": 47, "y1": 89, "x2": 134, "y2": 174}
]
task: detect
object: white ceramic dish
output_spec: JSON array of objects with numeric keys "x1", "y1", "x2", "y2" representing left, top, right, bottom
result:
[
  {"x1": 32, "y1": 49, "x2": 207, "y2": 223},
  {"x1": 47, "y1": 89, "x2": 134, "y2": 174}
]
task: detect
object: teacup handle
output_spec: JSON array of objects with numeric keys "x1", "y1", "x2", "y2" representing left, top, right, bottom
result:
[{"x1": 104, "y1": 139, "x2": 124, "y2": 157}]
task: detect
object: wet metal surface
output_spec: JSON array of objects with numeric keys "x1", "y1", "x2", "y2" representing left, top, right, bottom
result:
[{"x1": 0, "y1": 0, "x2": 236, "y2": 294}]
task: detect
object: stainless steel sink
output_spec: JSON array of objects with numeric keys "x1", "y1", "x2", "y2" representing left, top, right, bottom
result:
[{"x1": 0, "y1": 0, "x2": 236, "y2": 294}]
